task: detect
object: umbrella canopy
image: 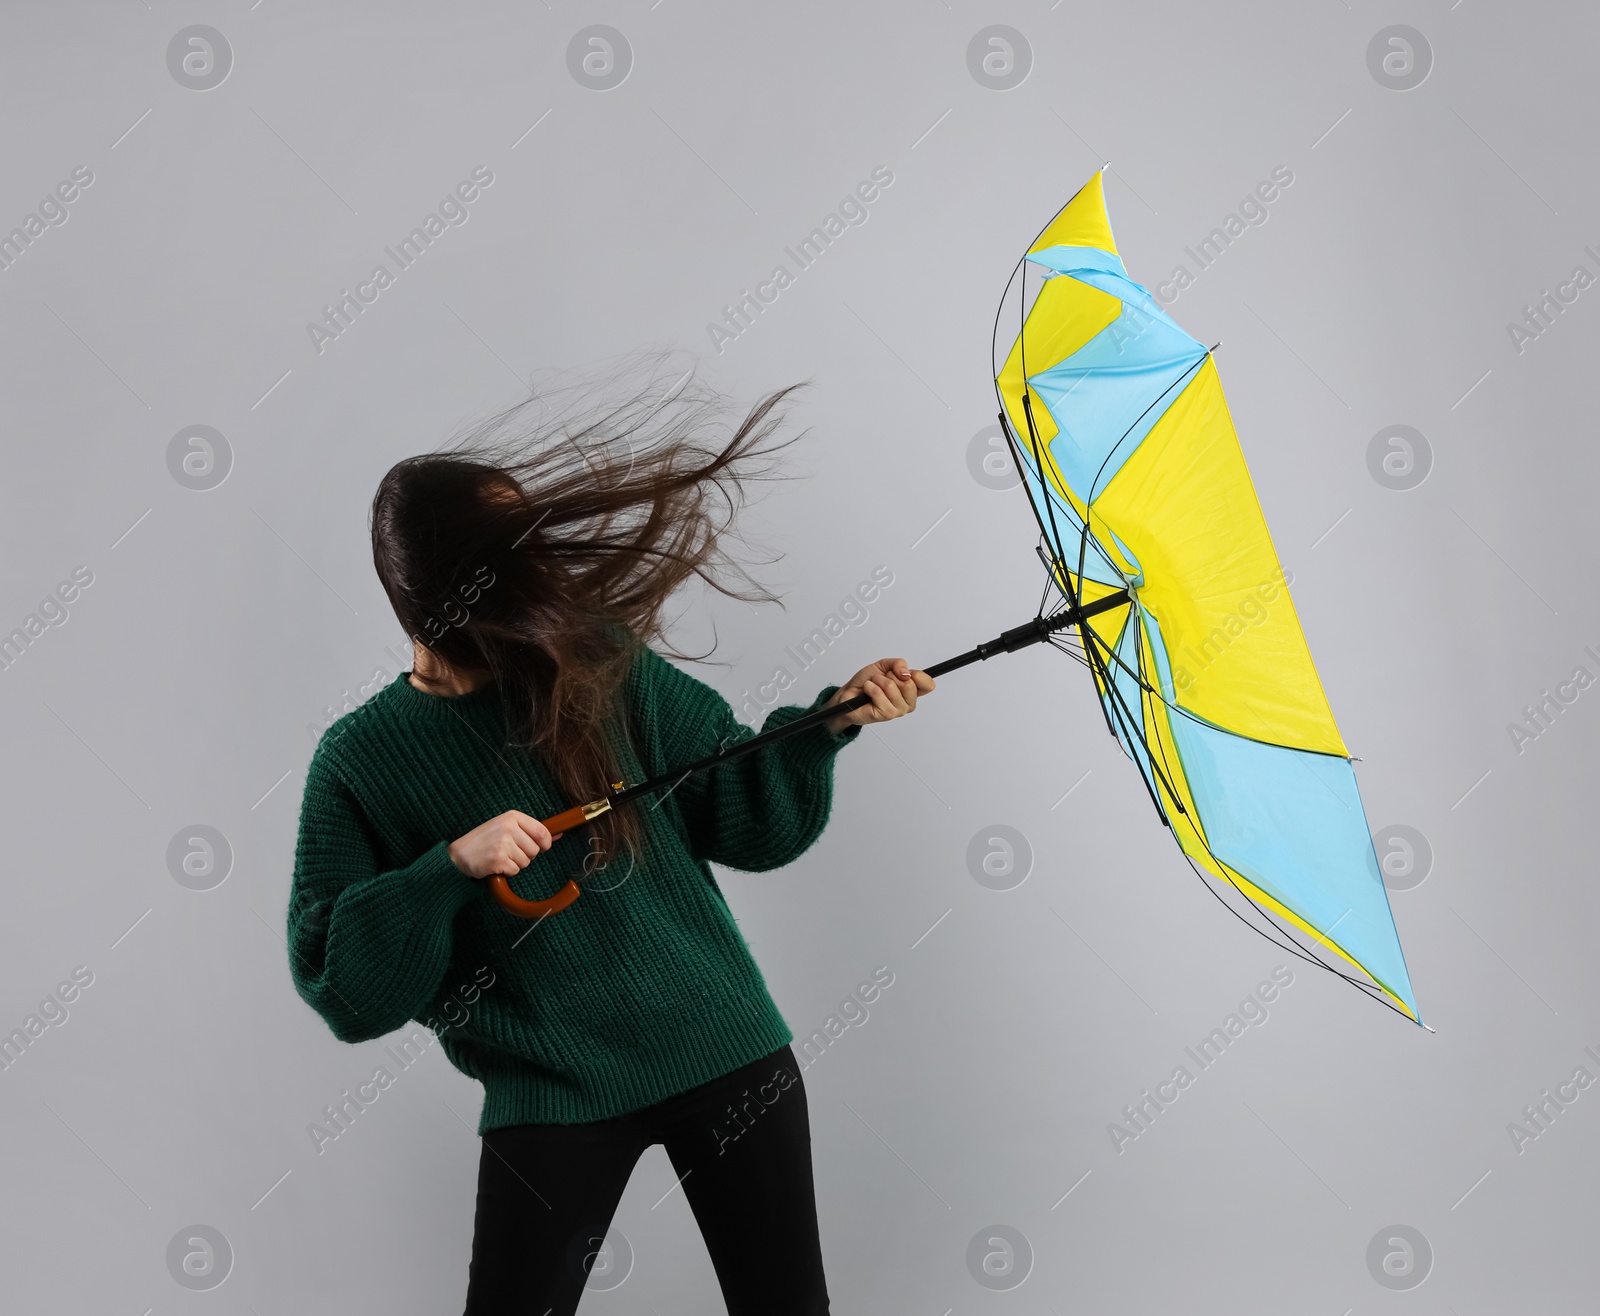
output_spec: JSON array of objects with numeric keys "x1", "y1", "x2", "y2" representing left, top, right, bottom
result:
[{"x1": 993, "y1": 171, "x2": 1420, "y2": 1024}]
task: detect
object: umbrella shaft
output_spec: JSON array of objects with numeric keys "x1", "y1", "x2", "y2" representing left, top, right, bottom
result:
[
  {"x1": 610, "y1": 588, "x2": 1130, "y2": 811},
  {"x1": 924, "y1": 588, "x2": 1129, "y2": 678}
]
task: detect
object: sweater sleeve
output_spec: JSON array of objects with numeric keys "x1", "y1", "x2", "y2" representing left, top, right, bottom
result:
[
  {"x1": 287, "y1": 747, "x2": 478, "y2": 1043},
  {"x1": 630, "y1": 643, "x2": 863, "y2": 872}
]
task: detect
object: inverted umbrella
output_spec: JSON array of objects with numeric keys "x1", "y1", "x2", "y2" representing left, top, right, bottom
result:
[
  {"x1": 487, "y1": 170, "x2": 1421, "y2": 1029},
  {"x1": 992, "y1": 169, "x2": 1421, "y2": 1024}
]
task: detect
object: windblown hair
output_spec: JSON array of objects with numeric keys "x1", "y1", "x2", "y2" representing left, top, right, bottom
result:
[{"x1": 371, "y1": 352, "x2": 807, "y2": 866}]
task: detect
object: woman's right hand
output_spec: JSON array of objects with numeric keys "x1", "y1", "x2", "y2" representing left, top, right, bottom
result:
[{"x1": 447, "y1": 810, "x2": 558, "y2": 880}]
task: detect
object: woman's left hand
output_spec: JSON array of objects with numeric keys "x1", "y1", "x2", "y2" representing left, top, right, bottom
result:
[{"x1": 824, "y1": 659, "x2": 935, "y2": 735}]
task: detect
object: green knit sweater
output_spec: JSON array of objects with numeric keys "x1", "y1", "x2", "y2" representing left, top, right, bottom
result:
[{"x1": 287, "y1": 639, "x2": 861, "y2": 1130}]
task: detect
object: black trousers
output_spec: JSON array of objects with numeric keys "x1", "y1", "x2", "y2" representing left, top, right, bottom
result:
[{"x1": 462, "y1": 1044, "x2": 829, "y2": 1315}]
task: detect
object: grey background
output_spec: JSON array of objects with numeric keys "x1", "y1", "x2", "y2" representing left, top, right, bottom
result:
[{"x1": 1, "y1": 2, "x2": 1594, "y2": 1312}]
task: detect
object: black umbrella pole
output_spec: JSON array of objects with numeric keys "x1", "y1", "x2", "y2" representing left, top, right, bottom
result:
[
  {"x1": 610, "y1": 587, "x2": 1131, "y2": 809},
  {"x1": 489, "y1": 588, "x2": 1133, "y2": 917}
]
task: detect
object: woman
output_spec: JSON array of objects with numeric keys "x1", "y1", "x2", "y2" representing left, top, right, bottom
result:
[{"x1": 286, "y1": 360, "x2": 934, "y2": 1315}]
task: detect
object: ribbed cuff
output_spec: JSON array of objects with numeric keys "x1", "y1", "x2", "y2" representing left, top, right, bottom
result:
[
  {"x1": 398, "y1": 839, "x2": 479, "y2": 922},
  {"x1": 760, "y1": 684, "x2": 862, "y2": 770},
  {"x1": 813, "y1": 684, "x2": 864, "y2": 743}
]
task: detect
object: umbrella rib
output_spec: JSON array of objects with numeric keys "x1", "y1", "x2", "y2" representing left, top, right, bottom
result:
[
  {"x1": 1133, "y1": 651, "x2": 1406, "y2": 1009},
  {"x1": 1012, "y1": 396, "x2": 1161, "y2": 790},
  {"x1": 1002, "y1": 258, "x2": 1137, "y2": 764},
  {"x1": 1078, "y1": 618, "x2": 1183, "y2": 824},
  {"x1": 1071, "y1": 639, "x2": 1404, "y2": 1018},
  {"x1": 1034, "y1": 542, "x2": 1061, "y2": 621},
  {"x1": 1072, "y1": 350, "x2": 1209, "y2": 598},
  {"x1": 1176, "y1": 847, "x2": 1410, "y2": 1019},
  {"x1": 1099, "y1": 636, "x2": 1403, "y2": 1010},
  {"x1": 1157, "y1": 693, "x2": 1354, "y2": 761},
  {"x1": 1107, "y1": 624, "x2": 1195, "y2": 824},
  {"x1": 1029, "y1": 547, "x2": 1344, "y2": 762},
  {"x1": 986, "y1": 177, "x2": 1099, "y2": 387},
  {"x1": 1139, "y1": 685, "x2": 1401, "y2": 1003},
  {"x1": 1120, "y1": 620, "x2": 1401, "y2": 1006},
  {"x1": 1011, "y1": 390, "x2": 1125, "y2": 749},
  {"x1": 1077, "y1": 606, "x2": 1154, "y2": 693},
  {"x1": 1082, "y1": 349, "x2": 1210, "y2": 506},
  {"x1": 1008, "y1": 283, "x2": 1082, "y2": 600},
  {"x1": 1091, "y1": 593, "x2": 1409, "y2": 1015}
]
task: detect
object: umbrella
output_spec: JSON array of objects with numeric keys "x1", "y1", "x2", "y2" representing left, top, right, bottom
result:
[{"x1": 991, "y1": 169, "x2": 1421, "y2": 1024}]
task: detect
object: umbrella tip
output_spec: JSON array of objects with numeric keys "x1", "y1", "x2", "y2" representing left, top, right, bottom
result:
[
  {"x1": 1209, "y1": 341, "x2": 1222, "y2": 354},
  {"x1": 1101, "y1": 160, "x2": 1111, "y2": 172}
]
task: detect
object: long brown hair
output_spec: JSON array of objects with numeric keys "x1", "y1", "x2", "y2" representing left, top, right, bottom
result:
[{"x1": 370, "y1": 352, "x2": 807, "y2": 864}]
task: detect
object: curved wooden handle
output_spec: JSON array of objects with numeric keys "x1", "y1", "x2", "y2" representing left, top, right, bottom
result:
[
  {"x1": 485, "y1": 803, "x2": 600, "y2": 919},
  {"x1": 486, "y1": 873, "x2": 581, "y2": 919}
]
